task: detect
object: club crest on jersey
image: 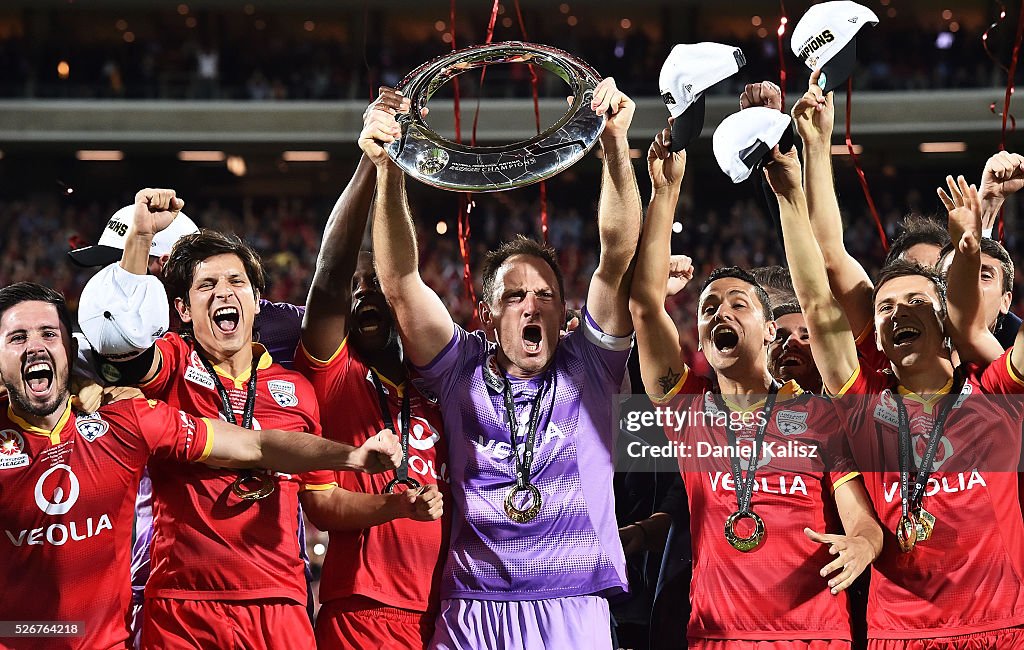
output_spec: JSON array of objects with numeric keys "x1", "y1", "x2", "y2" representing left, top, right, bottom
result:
[
  {"x1": 775, "y1": 410, "x2": 808, "y2": 436},
  {"x1": 873, "y1": 389, "x2": 899, "y2": 427},
  {"x1": 75, "y1": 414, "x2": 109, "y2": 442},
  {"x1": 268, "y1": 380, "x2": 299, "y2": 408},
  {"x1": 0, "y1": 429, "x2": 29, "y2": 469}
]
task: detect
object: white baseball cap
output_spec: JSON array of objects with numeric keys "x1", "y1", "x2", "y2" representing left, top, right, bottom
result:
[
  {"x1": 713, "y1": 107, "x2": 794, "y2": 183},
  {"x1": 791, "y1": 1, "x2": 879, "y2": 93},
  {"x1": 659, "y1": 42, "x2": 746, "y2": 152},
  {"x1": 69, "y1": 204, "x2": 199, "y2": 268},
  {"x1": 78, "y1": 263, "x2": 169, "y2": 360}
]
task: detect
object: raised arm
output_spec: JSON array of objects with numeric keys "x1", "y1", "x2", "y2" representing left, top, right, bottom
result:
[
  {"x1": 587, "y1": 77, "x2": 643, "y2": 336},
  {"x1": 204, "y1": 418, "x2": 402, "y2": 474},
  {"x1": 978, "y1": 150, "x2": 1024, "y2": 236},
  {"x1": 359, "y1": 90, "x2": 454, "y2": 367},
  {"x1": 80, "y1": 188, "x2": 183, "y2": 384},
  {"x1": 300, "y1": 152, "x2": 377, "y2": 360},
  {"x1": 791, "y1": 72, "x2": 874, "y2": 339},
  {"x1": 764, "y1": 144, "x2": 858, "y2": 395},
  {"x1": 939, "y1": 175, "x2": 1005, "y2": 364},
  {"x1": 628, "y1": 125, "x2": 688, "y2": 399}
]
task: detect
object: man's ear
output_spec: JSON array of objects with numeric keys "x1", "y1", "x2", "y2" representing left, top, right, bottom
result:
[
  {"x1": 254, "y1": 290, "x2": 262, "y2": 316},
  {"x1": 479, "y1": 301, "x2": 493, "y2": 328},
  {"x1": 175, "y1": 297, "x2": 192, "y2": 324},
  {"x1": 1001, "y1": 291, "x2": 1013, "y2": 315},
  {"x1": 764, "y1": 319, "x2": 778, "y2": 346}
]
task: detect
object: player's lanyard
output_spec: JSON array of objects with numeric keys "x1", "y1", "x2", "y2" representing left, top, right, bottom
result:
[
  {"x1": 717, "y1": 380, "x2": 779, "y2": 552},
  {"x1": 893, "y1": 368, "x2": 963, "y2": 553},
  {"x1": 500, "y1": 369, "x2": 555, "y2": 524},
  {"x1": 369, "y1": 370, "x2": 418, "y2": 494},
  {"x1": 196, "y1": 351, "x2": 274, "y2": 500}
]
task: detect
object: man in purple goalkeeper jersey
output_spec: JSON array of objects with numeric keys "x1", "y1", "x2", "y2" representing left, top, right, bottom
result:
[{"x1": 358, "y1": 83, "x2": 642, "y2": 649}]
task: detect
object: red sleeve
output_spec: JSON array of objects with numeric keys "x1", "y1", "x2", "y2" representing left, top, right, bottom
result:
[
  {"x1": 855, "y1": 323, "x2": 889, "y2": 373},
  {"x1": 976, "y1": 348, "x2": 1024, "y2": 395},
  {"x1": 293, "y1": 337, "x2": 353, "y2": 400},
  {"x1": 113, "y1": 397, "x2": 213, "y2": 463},
  {"x1": 138, "y1": 334, "x2": 188, "y2": 399},
  {"x1": 825, "y1": 429, "x2": 861, "y2": 492}
]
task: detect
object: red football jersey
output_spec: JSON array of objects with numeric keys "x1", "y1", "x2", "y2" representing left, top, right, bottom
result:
[
  {"x1": 294, "y1": 338, "x2": 448, "y2": 613},
  {"x1": 659, "y1": 373, "x2": 858, "y2": 641},
  {"x1": 0, "y1": 397, "x2": 210, "y2": 650},
  {"x1": 140, "y1": 333, "x2": 334, "y2": 602},
  {"x1": 832, "y1": 351, "x2": 1024, "y2": 639},
  {"x1": 856, "y1": 323, "x2": 889, "y2": 373}
]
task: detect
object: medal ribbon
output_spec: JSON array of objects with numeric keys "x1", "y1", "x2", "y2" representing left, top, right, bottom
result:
[
  {"x1": 369, "y1": 371, "x2": 412, "y2": 484},
  {"x1": 196, "y1": 350, "x2": 262, "y2": 489},
  {"x1": 894, "y1": 369, "x2": 964, "y2": 522},
  {"x1": 502, "y1": 371, "x2": 555, "y2": 493},
  {"x1": 717, "y1": 382, "x2": 780, "y2": 515}
]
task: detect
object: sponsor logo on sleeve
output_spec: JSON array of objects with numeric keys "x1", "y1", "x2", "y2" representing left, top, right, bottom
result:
[
  {"x1": 184, "y1": 364, "x2": 217, "y2": 391},
  {"x1": 0, "y1": 430, "x2": 30, "y2": 469}
]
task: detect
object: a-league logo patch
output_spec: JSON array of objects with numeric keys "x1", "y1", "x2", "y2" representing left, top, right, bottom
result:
[
  {"x1": 0, "y1": 429, "x2": 30, "y2": 469},
  {"x1": 873, "y1": 390, "x2": 899, "y2": 428},
  {"x1": 268, "y1": 380, "x2": 298, "y2": 408},
  {"x1": 76, "y1": 415, "x2": 109, "y2": 442},
  {"x1": 775, "y1": 410, "x2": 808, "y2": 436},
  {"x1": 411, "y1": 378, "x2": 439, "y2": 404}
]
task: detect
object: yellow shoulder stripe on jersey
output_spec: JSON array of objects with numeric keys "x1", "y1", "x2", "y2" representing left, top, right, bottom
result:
[
  {"x1": 300, "y1": 337, "x2": 348, "y2": 367},
  {"x1": 831, "y1": 471, "x2": 862, "y2": 493},
  {"x1": 11, "y1": 397, "x2": 71, "y2": 445},
  {"x1": 1006, "y1": 351, "x2": 1024, "y2": 388},
  {"x1": 196, "y1": 418, "x2": 215, "y2": 462},
  {"x1": 829, "y1": 365, "x2": 862, "y2": 399},
  {"x1": 649, "y1": 366, "x2": 690, "y2": 405},
  {"x1": 300, "y1": 483, "x2": 338, "y2": 492}
]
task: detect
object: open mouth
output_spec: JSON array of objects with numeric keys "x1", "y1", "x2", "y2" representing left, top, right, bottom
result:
[
  {"x1": 778, "y1": 352, "x2": 804, "y2": 368},
  {"x1": 522, "y1": 325, "x2": 543, "y2": 353},
  {"x1": 356, "y1": 304, "x2": 385, "y2": 334},
  {"x1": 893, "y1": 325, "x2": 921, "y2": 347},
  {"x1": 24, "y1": 360, "x2": 54, "y2": 395},
  {"x1": 212, "y1": 306, "x2": 240, "y2": 334},
  {"x1": 712, "y1": 325, "x2": 739, "y2": 353}
]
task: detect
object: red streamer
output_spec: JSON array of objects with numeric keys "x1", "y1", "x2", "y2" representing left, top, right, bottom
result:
[
  {"x1": 776, "y1": 1, "x2": 788, "y2": 110},
  {"x1": 449, "y1": 0, "x2": 478, "y2": 321},
  {"x1": 513, "y1": 0, "x2": 550, "y2": 242},
  {"x1": 998, "y1": 0, "x2": 1024, "y2": 152},
  {"x1": 470, "y1": 1, "x2": 502, "y2": 146},
  {"x1": 845, "y1": 78, "x2": 888, "y2": 251}
]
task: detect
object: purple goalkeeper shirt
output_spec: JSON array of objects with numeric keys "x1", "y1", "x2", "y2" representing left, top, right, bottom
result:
[{"x1": 416, "y1": 308, "x2": 631, "y2": 600}]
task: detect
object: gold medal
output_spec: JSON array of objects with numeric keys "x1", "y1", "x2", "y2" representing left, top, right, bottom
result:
[
  {"x1": 231, "y1": 472, "x2": 275, "y2": 501},
  {"x1": 724, "y1": 510, "x2": 766, "y2": 552},
  {"x1": 915, "y1": 507, "x2": 937, "y2": 542},
  {"x1": 504, "y1": 483, "x2": 542, "y2": 523},
  {"x1": 896, "y1": 512, "x2": 918, "y2": 553}
]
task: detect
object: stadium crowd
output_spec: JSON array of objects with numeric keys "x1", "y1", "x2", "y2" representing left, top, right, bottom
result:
[{"x1": 5, "y1": 2, "x2": 1024, "y2": 650}]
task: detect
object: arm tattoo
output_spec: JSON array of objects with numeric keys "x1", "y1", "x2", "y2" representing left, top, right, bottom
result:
[{"x1": 657, "y1": 368, "x2": 682, "y2": 394}]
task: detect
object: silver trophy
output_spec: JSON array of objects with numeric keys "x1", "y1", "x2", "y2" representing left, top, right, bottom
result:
[{"x1": 386, "y1": 41, "x2": 605, "y2": 192}]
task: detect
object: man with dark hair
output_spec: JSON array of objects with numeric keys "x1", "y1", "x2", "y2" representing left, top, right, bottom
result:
[
  {"x1": 79, "y1": 189, "x2": 402, "y2": 649},
  {"x1": 936, "y1": 234, "x2": 1018, "y2": 350},
  {"x1": 0, "y1": 281, "x2": 398, "y2": 650},
  {"x1": 751, "y1": 265, "x2": 796, "y2": 306},
  {"x1": 360, "y1": 80, "x2": 640, "y2": 649},
  {"x1": 881, "y1": 214, "x2": 951, "y2": 268},
  {"x1": 768, "y1": 302, "x2": 822, "y2": 394},
  {"x1": 780, "y1": 80, "x2": 1024, "y2": 646},
  {"x1": 292, "y1": 127, "x2": 447, "y2": 649},
  {"x1": 631, "y1": 125, "x2": 880, "y2": 649}
]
